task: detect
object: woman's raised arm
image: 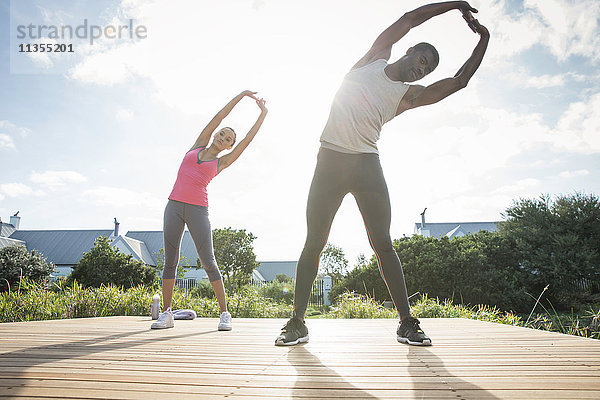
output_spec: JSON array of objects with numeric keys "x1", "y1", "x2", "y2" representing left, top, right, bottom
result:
[
  {"x1": 218, "y1": 98, "x2": 268, "y2": 172},
  {"x1": 190, "y1": 90, "x2": 257, "y2": 150}
]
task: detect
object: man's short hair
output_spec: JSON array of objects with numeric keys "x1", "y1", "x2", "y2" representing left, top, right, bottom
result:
[{"x1": 414, "y1": 42, "x2": 439, "y2": 70}]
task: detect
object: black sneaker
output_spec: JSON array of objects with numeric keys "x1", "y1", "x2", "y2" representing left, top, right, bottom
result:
[
  {"x1": 397, "y1": 316, "x2": 432, "y2": 346},
  {"x1": 275, "y1": 317, "x2": 309, "y2": 346}
]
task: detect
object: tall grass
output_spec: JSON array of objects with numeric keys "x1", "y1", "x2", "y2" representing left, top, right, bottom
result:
[
  {"x1": 325, "y1": 291, "x2": 598, "y2": 339},
  {"x1": 327, "y1": 292, "x2": 396, "y2": 318},
  {"x1": 526, "y1": 301, "x2": 600, "y2": 340},
  {"x1": 1, "y1": 280, "x2": 597, "y2": 340},
  {"x1": 327, "y1": 292, "x2": 522, "y2": 325},
  {"x1": 0, "y1": 279, "x2": 291, "y2": 322}
]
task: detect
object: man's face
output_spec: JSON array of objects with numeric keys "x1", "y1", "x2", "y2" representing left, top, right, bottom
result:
[{"x1": 398, "y1": 47, "x2": 437, "y2": 82}]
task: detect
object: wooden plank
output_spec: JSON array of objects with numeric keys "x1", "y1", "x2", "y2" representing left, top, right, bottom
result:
[{"x1": 2, "y1": 359, "x2": 598, "y2": 377}]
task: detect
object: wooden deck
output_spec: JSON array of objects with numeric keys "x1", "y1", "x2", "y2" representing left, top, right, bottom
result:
[{"x1": 0, "y1": 317, "x2": 599, "y2": 399}]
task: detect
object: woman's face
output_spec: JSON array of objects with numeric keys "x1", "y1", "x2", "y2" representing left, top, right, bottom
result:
[{"x1": 213, "y1": 128, "x2": 235, "y2": 151}]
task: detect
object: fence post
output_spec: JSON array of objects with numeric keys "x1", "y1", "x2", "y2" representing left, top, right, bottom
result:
[{"x1": 323, "y1": 275, "x2": 332, "y2": 306}]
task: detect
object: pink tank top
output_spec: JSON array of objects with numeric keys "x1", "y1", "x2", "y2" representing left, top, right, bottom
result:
[{"x1": 169, "y1": 147, "x2": 219, "y2": 207}]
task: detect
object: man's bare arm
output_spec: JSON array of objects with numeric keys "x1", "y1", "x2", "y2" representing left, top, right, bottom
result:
[{"x1": 396, "y1": 17, "x2": 489, "y2": 114}]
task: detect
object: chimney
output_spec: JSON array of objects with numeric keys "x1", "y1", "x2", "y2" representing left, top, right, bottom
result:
[
  {"x1": 10, "y1": 211, "x2": 21, "y2": 230},
  {"x1": 420, "y1": 207, "x2": 427, "y2": 228},
  {"x1": 113, "y1": 217, "x2": 120, "y2": 237}
]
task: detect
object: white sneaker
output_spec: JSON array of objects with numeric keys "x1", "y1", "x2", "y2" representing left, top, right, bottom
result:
[
  {"x1": 218, "y1": 311, "x2": 232, "y2": 331},
  {"x1": 151, "y1": 309, "x2": 174, "y2": 329}
]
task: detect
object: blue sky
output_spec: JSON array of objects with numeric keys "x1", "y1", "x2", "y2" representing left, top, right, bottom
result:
[{"x1": 1, "y1": 0, "x2": 599, "y2": 265}]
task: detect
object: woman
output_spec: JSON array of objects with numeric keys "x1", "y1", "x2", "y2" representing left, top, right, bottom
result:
[{"x1": 152, "y1": 90, "x2": 268, "y2": 330}]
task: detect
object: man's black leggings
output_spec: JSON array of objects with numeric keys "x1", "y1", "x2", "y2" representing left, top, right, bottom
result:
[{"x1": 293, "y1": 147, "x2": 410, "y2": 318}]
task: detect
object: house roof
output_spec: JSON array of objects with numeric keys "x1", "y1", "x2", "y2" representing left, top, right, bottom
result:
[
  {"x1": 0, "y1": 236, "x2": 26, "y2": 249},
  {"x1": 8, "y1": 230, "x2": 113, "y2": 265},
  {"x1": 111, "y1": 235, "x2": 155, "y2": 265},
  {"x1": 415, "y1": 222, "x2": 500, "y2": 238},
  {"x1": 253, "y1": 269, "x2": 266, "y2": 282},
  {"x1": 0, "y1": 222, "x2": 16, "y2": 238},
  {"x1": 256, "y1": 261, "x2": 297, "y2": 282},
  {"x1": 126, "y1": 231, "x2": 199, "y2": 267},
  {"x1": 445, "y1": 225, "x2": 470, "y2": 238}
]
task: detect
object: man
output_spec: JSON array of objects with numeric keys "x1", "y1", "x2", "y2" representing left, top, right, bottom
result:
[{"x1": 276, "y1": 1, "x2": 489, "y2": 346}]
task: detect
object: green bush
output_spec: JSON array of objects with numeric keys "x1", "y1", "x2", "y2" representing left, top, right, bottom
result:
[
  {"x1": 189, "y1": 280, "x2": 215, "y2": 299},
  {"x1": 258, "y1": 280, "x2": 294, "y2": 304},
  {"x1": 275, "y1": 274, "x2": 293, "y2": 283},
  {"x1": 398, "y1": 232, "x2": 529, "y2": 312},
  {"x1": 331, "y1": 232, "x2": 530, "y2": 312},
  {"x1": 329, "y1": 260, "x2": 389, "y2": 304},
  {"x1": 67, "y1": 237, "x2": 157, "y2": 289},
  {"x1": 501, "y1": 193, "x2": 600, "y2": 309},
  {"x1": 0, "y1": 245, "x2": 54, "y2": 292},
  {"x1": 228, "y1": 285, "x2": 291, "y2": 318}
]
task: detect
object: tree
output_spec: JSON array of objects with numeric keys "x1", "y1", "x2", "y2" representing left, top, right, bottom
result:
[
  {"x1": 500, "y1": 192, "x2": 600, "y2": 307},
  {"x1": 330, "y1": 232, "x2": 528, "y2": 312},
  {"x1": 152, "y1": 248, "x2": 191, "y2": 279},
  {"x1": 275, "y1": 273, "x2": 293, "y2": 283},
  {"x1": 329, "y1": 254, "x2": 388, "y2": 303},
  {"x1": 67, "y1": 236, "x2": 157, "y2": 288},
  {"x1": 212, "y1": 228, "x2": 259, "y2": 295},
  {"x1": 0, "y1": 245, "x2": 54, "y2": 292},
  {"x1": 319, "y1": 243, "x2": 348, "y2": 279}
]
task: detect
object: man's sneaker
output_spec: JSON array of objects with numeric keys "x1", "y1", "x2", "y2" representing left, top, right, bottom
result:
[
  {"x1": 275, "y1": 317, "x2": 309, "y2": 346},
  {"x1": 151, "y1": 309, "x2": 174, "y2": 329},
  {"x1": 218, "y1": 311, "x2": 232, "y2": 331},
  {"x1": 397, "y1": 316, "x2": 432, "y2": 346}
]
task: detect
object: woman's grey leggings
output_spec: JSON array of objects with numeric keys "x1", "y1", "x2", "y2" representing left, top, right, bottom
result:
[
  {"x1": 293, "y1": 148, "x2": 410, "y2": 318},
  {"x1": 162, "y1": 199, "x2": 222, "y2": 281}
]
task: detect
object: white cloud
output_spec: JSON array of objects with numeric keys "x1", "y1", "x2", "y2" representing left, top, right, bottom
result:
[
  {"x1": 483, "y1": 0, "x2": 600, "y2": 66},
  {"x1": 493, "y1": 178, "x2": 541, "y2": 194},
  {"x1": 69, "y1": 45, "x2": 135, "y2": 85},
  {"x1": 0, "y1": 183, "x2": 44, "y2": 198},
  {"x1": 524, "y1": 74, "x2": 566, "y2": 89},
  {"x1": 0, "y1": 134, "x2": 15, "y2": 150},
  {"x1": 36, "y1": 4, "x2": 68, "y2": 26},
  {"x1": 483, "y1": 2, "x2": 545, "y2": 64},
  {"x1": 30, "y1": 170, "x2": 87, "y2": 189},
  {"x1": 504, "y1": 68, "x2": 571, "y2": 89},
  {"x1": 558, "y1": 170, "x2": 589, "y2": 179},
  {"x1": 0, "y1": 121, "x2": 31, "y2": 137},
  {"x1": 530, "y1": 159, "x2": 561, "y2": 168},
  {"x1": 252, "y1": 0, "x2": 266, "y2": 11},
  {"x1": 423, "y1": 90, "x2": 600, "y2": 162},
  {"x1": 551, "y1": 92, "x2": 600, "y2": 154},
  {"x1": 82, "y1": 186, "x2": 164, "y2": 211},
  {"x1": 524, "y1": 0, "x2": 600, "y2": 62},
  {"x1": 115, "y1": 107, "x2": 134, "y2": 121}
]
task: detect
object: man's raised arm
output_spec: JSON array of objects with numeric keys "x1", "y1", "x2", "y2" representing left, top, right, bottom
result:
[
  {"x1": 353, "y1": 1, "x2": 478, "y2": 69},
  {"x1": 396, "y1": 16, "x2": 489, "y2": 114}
]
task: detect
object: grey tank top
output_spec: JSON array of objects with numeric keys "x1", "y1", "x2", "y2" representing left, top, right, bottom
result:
[{"x1": 320, "y1": 59, "x2": 410, "y2": 154}]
